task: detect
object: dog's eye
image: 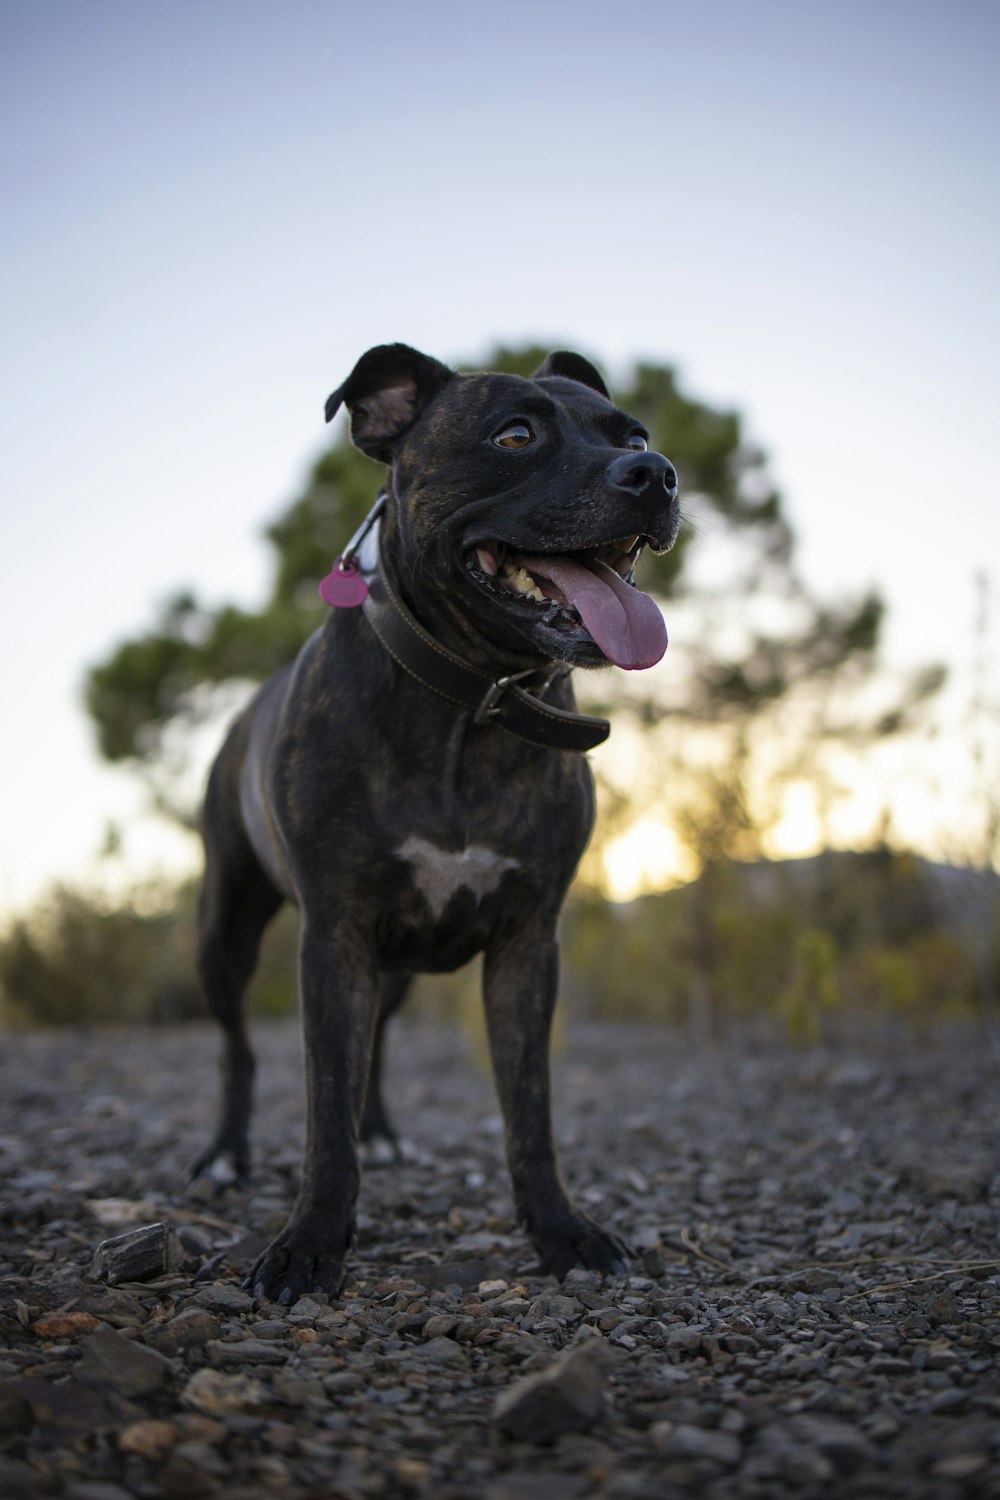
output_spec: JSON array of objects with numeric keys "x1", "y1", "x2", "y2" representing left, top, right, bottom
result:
[
  {"x1": 493, "y1": 422, "x2": 534, "y2": 450},
  {"x1": 627, "y1": 432, "x2": 648, "y2": 452}
]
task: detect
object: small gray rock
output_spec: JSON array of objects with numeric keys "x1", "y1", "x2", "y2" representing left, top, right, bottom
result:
[
  {"x1": 493, "y1": 1340, "x2": 614, "y2": 1443},
  {"x1": 74, "y1": 1330, "x2": 175, "y2": 1397},
  {"x1": 271, "y1": 1371, "x2": 326, "y2": 1407},
  {"x1": 422, "y1": 1314, "x2": 459, "y2": 1338},
  {"x1": 145, "y1": 1307, "x2": 220, "y2": 1354},
  {"x1": 189, "y1": 1283, "x2": 255, "y2": 1314},
  {"x1": 412, "y1": 1336, "x2": 467, "y2": 1365},
  {"x1": 181, "y1": 1367, "x2": 268, "y2": 1415},
  {"x1": 787, "y1": 1414, "x2": 878, "y2": 1472},
  {"x1": 88, "y1": 1223, "x2": 183, "y2": 1286},
  {"x1": 206, "y1": 1338, "x2": 287, "y2": 1367},
  {"x1": 666, "y1": 1324, "x2": 705, "y2": 1355},
  {"x1": 651, "y1": 1420, "x2": 742, "y2": 1465},
  {"x1": 64, "y1": 1483, "x2": 136, "y2": 1500}
]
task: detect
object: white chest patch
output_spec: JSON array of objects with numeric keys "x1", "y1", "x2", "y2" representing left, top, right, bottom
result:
[{"x1": 397, "y1": 837, "x2": 520, "y2": 921}]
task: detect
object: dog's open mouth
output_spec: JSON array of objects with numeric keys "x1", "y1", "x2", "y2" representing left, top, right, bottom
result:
[{"x1": 466, "y1": 537, "x2": 667, "y2": 670}]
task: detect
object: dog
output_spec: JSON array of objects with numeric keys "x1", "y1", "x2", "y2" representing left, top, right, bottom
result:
[{"x1": 193, "y1": 344, "x2": 679, "y2": 1304}]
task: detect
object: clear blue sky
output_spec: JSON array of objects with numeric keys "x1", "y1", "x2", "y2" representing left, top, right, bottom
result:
[{"x1": 1, "y1": 0, "x2": 998, "y2": 910}]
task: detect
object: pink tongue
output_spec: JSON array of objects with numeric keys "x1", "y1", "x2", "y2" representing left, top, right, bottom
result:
[{"x1": 520, "y1": 555, "x2": 668, "y2": 670}]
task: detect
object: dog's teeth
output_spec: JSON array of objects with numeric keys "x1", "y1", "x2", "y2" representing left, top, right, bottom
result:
[
  {"x1": 501, "y1": 561, "x2": 546, "y2": 602},
  {"x1": 476, "y1": 547, "x2": 498, "y2": 577}
]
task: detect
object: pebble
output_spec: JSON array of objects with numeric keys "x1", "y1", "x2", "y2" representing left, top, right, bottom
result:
[
  {"x1": 117, "y1": 1417, "x2": 179, "y2": 1459},
  {"x1": 181, "y1": 1368, "x2": 267, "y2": 1415},
  {"x1": 189, "y1": 1284, "x2": 255, "y2": 1314},
  {"x1": 423, "y1": 1313, "x2": 458, "y2": 1337},
  {"x1": 74, "y1": 1329, "x2": 175, "y2": 1397},
  {"x1": 87, "y1": 1221, "x2": 184, "y2": 1285},
  {"x1": 651, "y1": 1419, "x2": 743, "y2": 1465},
  {"x1": 30, "y1": 1310, "x2": 101, "y2": 1339},
  {"x1": 146, "y1": 1306, "x2": 220, "y2": 1353},
  {"x1": 493, "y1": 1341, "x2": 614, "y2": 1442},
  {"x1": 412, "y1": 1336, "x2": 468, "y2": 1365},
  {"x1": 933, "y1": 1452, "x2": 990, "y2": 1479},
  {"x1": 205, "y1": 1337, "x2": 288, "y2": 1366}
]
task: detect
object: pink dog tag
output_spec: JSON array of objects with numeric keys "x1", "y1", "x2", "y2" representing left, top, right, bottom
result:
[{"x1": 319, "y1": 557, "x2": 369, "y2": 609}]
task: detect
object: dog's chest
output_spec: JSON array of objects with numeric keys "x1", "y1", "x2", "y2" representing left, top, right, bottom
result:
[{"x1": 395, "y1": 836, "x2": 520, "y2": 921}]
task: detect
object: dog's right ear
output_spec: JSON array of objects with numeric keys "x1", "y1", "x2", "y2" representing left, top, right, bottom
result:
[
  {"x1": 325, "y1": 344, "x2": 454, "y2": 462},
  {"x1": 532, "y1": 351, "x2": 611, "y2": 400}
]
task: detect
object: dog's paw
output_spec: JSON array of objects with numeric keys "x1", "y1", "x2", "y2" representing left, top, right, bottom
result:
[
  {"x1": 532, "y1": 1213, "x2": 634, "y2": 1279},
  {"x1": 244, "y1": 1220, "x2": 350, "y2": 1306}
]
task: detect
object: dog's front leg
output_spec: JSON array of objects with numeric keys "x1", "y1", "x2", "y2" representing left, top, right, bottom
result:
[
  {"x1": 483, "y1": 919, "x2": 632, "y2": 1279},
  {"x1": 246, "y1": 923, "x2": 378, "y2": 1304}
]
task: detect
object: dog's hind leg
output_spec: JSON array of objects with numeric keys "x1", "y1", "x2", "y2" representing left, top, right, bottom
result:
[
  {"x1": 360, "y1": 972, "x2": 413, "y2": 1165},
  {"x1": 192, "y1": 822, "x2": 283, "y2": 1189}
]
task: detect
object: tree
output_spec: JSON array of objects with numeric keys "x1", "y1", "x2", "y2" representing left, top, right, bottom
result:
[{"x1": 86, "y1": 346, "x2": 942, "y2": 891}]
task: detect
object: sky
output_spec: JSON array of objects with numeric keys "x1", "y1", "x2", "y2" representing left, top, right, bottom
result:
[{"x1": 1, "y1": 0, "x2": 998, "y2": 912}]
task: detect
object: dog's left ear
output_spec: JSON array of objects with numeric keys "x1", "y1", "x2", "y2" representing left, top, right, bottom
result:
[
  {"x1": 325, "y1": 343, "x2": 454, "y2": 461},
  {"x1": 532, "y1": 351, "x2": 611, "y2": 400}
]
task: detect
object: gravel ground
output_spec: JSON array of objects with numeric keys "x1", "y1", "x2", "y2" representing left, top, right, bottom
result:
[{"x1": 0, "y1": 1016, "x2": 998, "y2": 1499}]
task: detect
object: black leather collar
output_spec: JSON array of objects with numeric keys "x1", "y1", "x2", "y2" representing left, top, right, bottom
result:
[{"x1": 359, "y1": 522, "x2": 611, "y2": 753}]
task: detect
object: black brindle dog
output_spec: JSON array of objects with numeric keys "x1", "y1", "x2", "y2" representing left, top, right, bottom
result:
[{"x1": 194, "y1": 344, "x2": 679, "y2": 1304}]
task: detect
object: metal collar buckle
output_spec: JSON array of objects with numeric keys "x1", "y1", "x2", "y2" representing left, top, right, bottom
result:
[{"x1": 473, "y1": 667, "x2": 559, "y2": 726}]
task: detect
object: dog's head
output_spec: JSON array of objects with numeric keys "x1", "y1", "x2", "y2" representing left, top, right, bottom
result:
[{"x1": 325, "y1": 344, "x2": 679, "y2": 671}]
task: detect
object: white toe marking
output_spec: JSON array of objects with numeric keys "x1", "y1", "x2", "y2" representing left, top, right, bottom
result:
[
  {"x1": 359, "y1": 1135, "x2": 423, "y2": 1169},
  {"x1": 206, "y1": 1152, "x2": 239, "y2": 1187},
  {"x1": 360, "y1": 1134, "x2": 398, "y2": 1167}
]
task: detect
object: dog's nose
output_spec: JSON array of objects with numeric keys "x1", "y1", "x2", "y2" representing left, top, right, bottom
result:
[{"x1": 607, "y1": 450, "x2": 677, "y2": 497}]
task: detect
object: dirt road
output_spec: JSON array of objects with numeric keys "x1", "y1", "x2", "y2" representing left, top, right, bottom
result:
[{"x1": 1, "y1": 1017, "x2": 998, "y2": 1498}]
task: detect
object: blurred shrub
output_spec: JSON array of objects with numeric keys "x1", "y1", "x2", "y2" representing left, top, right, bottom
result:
[
  {"x1": 0, "y1": 881, "x2": 300, "y2": 1028},
  {"x1": 0, "y1": 882, "x2": 202, "y2": 1027},
  {"x1": 781, "y1": 929, "x2": 840, "y2": 1045},
  {"x1": 0, "y1": 850, "x2": 990, "y2": 1034},
  {"x1": 562, "y1": 850, "x2": 986, "y2": 1038}
]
